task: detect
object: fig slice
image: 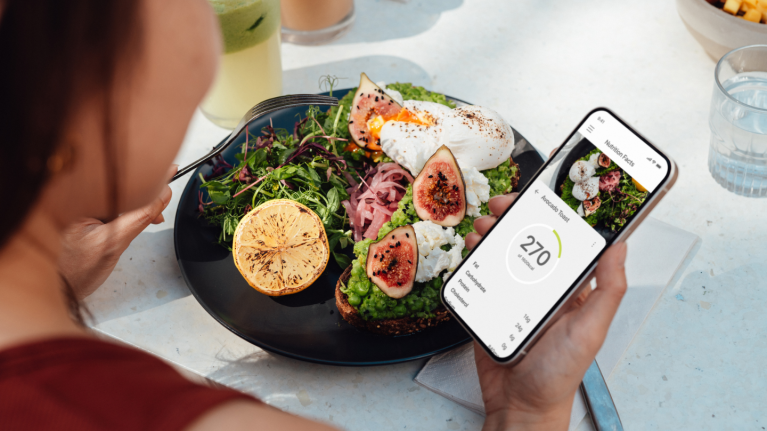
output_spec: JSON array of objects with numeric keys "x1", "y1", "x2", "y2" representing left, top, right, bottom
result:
[
  {"x1": 348, "y1": 73, "x2": 402, "y2": 150},
  {"x1": 366, "y1": 225, "x2": 418, "y2": 299},
  {"x1": 412, "y1": 145, "x2": 467, "y2": 227},
  {"x1": 598, "y1": 153, "x2": 611, "y2": 168},
  {"x1": 583, "y1": 196, "x2": 602, "y2": 217}
]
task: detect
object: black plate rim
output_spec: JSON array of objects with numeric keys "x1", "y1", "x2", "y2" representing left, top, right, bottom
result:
[{"x1": 174, "y1": 90, "x2": 535, "y2": 366}]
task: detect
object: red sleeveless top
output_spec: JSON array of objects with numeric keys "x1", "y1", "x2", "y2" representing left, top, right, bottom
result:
[{"x1": 0, "y1": 337, "x2": 257, "y2": 430}]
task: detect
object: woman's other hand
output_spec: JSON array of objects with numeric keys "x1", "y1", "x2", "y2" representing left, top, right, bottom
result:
[
  {"x1": 471, "y1": 194, "x2": 628, "y2": 431},
  {"x1": 58, "y1": 166, "x2": 176, "y2": 299}
]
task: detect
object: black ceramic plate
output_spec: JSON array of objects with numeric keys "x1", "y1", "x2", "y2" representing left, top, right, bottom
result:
[{"x1": 174, "y1": 89, "x2": 544, "y2": 366}]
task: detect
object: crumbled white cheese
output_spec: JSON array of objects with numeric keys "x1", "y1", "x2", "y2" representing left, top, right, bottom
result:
[
  {"x1": 462, "y1": 167, "x2": 491, "y2": 217},
  {"x1": 414, "y1": 220, "x2": 453, "y2": 256},
  {"x1": 449, "y1": 234, "x2": 465, "y2": 269},
  {"x1": 441, "y1": 234, "x2": 465, "y2": 282},
  {"x1": 412, "y1": 221, "x2": 465, "y2": 283},
  {"x1": 416, "y1": 248, "x2": 451, "y2": 283}
]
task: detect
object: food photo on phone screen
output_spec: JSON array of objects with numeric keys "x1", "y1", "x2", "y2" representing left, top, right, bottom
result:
[{"x1": 539, "y1": 111, "x2": 670, "y2": 242}]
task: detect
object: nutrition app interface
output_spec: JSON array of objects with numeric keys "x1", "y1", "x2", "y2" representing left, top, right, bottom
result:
[{"x1": 444, "y1": 110, "x2": 669, "y2": 359}]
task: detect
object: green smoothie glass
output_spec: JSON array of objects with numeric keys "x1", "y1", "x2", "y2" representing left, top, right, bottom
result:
[{"x1": 202, "y1": 0, "x2": 282, "y2": 129}]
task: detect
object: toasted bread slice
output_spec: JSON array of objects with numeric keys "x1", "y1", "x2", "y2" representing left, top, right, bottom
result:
[{"x1": 335, "y1": 265, "x2": 451, "y2": 336}]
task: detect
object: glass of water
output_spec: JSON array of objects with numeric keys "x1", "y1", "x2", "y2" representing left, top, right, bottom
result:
[{"x1": 709, "y1": 45, "x2": 767, "y2": 197}]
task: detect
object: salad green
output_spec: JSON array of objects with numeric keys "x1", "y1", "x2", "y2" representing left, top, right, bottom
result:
[{"x1": 198, "y1": 122, "x2": 355, "y2": 267}]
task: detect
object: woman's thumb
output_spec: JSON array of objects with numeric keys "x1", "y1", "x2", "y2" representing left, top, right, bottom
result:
[{"x1": 574, "y1": 242, "x2": 628, "y2": 344}]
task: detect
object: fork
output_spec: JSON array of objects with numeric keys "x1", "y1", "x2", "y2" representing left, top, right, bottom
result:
[
  {"x1": 170, "y1": 94, "x2": 339, "y2": 183},
  {"x1": 581, "y1": 360, "x2": 624, "y2": 431}
]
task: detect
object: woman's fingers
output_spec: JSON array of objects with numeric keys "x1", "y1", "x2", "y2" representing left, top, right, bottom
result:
[
  {"x1": 571, "y1": 279, "x2": 594, "y2": 308},
  {"x1": 167, "y1": 164, "x2": 179, "y2": 180},
  {"x1": 150, "y1": 165, "x2": 177, "y2": 225},
  {"x1": 104, "y1": 163, "x2": 175, "y2": 242},
  {"x1": 109, "y1": 185, "x2": 173, "y2": 247},
  {"x1": 488, "y1": 193, "x2": 517, "y2": 216},
  {"x1": 465, "y1": 232, "x2": 481, "y2": 250},
  {"x1": 473, "y1": 215, "x2": 497, "y2": 236},
  {"x1": 570, "y1": 242, "x2": 628, "y2": 352}
]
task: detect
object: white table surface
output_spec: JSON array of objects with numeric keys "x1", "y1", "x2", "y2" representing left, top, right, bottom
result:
[{"x1": 85, "y1": 0, "x2": 767, "y2": 429}]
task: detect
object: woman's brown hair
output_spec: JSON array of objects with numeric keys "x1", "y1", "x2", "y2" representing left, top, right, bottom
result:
[
  {"x1": 0, "y1": 0, "x2": 142, "y2": 248},
  {"x1": 0, "y1": 1, "x2": 143, "y2": 322}
]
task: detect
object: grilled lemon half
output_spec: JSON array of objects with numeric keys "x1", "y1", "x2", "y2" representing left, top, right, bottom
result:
[{"x1": 232, "y1": 199, "x2": 329, "y2": 296}]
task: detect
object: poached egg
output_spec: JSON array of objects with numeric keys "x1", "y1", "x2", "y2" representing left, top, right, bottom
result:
[
  {"x1": 569, "y1": 160, "x2": 596, "y2": 183},
  {"x1": 572, "y1": 177, "x2": 600, "y2": 201},
  {"x1": 376, "y1": 100, "x2": 515, "y2": 175}
]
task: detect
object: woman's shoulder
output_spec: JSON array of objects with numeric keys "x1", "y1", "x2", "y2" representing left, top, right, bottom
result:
[{"x1": 0, "y1": 336, "x2": 255, "y2": 431}]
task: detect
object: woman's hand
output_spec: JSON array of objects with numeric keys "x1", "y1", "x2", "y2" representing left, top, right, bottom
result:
[
  {"x1": 58, "y1": 167, "x2": 176, "y2": 299},
  {"x1": 470, "y1": 194, "x2": 628, "y2": 431}
]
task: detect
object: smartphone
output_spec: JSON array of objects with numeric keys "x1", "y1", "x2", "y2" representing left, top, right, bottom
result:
[{"x1": 441, "y1": 108, "x2": 677, "y2": 365}]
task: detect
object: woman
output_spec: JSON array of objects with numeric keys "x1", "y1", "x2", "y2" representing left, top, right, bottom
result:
[{"x1": 0, "y1": 0, "x2": 628, "y2": 430}]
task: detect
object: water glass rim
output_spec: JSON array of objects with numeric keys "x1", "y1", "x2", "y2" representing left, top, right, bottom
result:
[{"x1": 715, "y1": 44, "x2": 767, "y2": 114}]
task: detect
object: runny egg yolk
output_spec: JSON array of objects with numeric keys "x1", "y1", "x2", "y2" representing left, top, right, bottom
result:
[
  {"x1": 367, "y1": 115, "x2": 387, "y2": 141},
  {"x1": 366, "y1": 108, "x2": 434, "y2": 142}
]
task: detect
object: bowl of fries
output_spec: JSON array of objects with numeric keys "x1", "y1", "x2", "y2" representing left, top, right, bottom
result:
[{"x1": 677, "y1": 0, "x2": 767, "y2": 60}]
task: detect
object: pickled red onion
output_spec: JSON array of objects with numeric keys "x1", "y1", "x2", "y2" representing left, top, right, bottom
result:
[{"x1": 342, "y1": 163, "x2": 413, "y2": 241}]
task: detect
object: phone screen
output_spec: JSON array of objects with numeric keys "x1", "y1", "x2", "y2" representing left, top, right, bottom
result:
[{"x1": 441, "y1": 109, "x2": 671, "y2": 361}]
